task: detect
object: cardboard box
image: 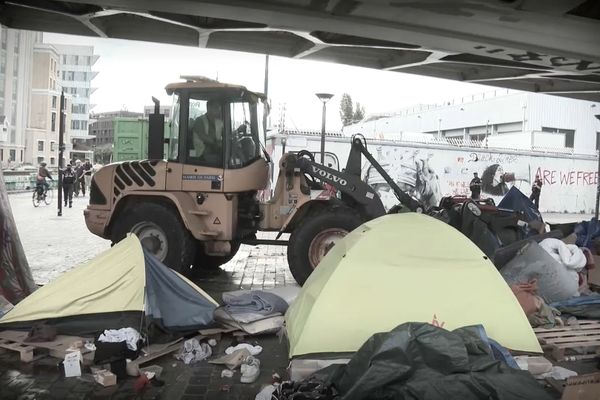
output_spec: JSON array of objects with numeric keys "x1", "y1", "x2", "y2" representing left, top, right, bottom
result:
[
  {"x1": 93, "y1": 370, "x2": 117, "y2": 387},
  {"x1": 561, "y1": 372, "x2": 600, "y2": 400},
  {"x1": 63, "y1": 351, "x2": 82, "y2": 378}
]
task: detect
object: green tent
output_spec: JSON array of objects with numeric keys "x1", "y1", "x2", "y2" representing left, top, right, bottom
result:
[
  {"x1": 0, "y1": 235, "x2": 218, "y2": 336},
  {"x1": 286, "y1": 213, "x2": 541, "y2": 358}
]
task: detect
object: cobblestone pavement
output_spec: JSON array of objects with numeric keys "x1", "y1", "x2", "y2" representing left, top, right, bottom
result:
[{"x1": 4, "y1": 191, "x2": 296, "y2": 399}]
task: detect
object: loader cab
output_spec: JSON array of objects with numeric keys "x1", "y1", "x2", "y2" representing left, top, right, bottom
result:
[{"x1": 165, "y1": 81, "x2": 266, "y2": 171}]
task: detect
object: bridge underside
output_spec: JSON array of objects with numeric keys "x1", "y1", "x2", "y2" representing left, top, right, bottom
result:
[{"x1": 1, "y1": 0, "x2": 599, "y2": 101}]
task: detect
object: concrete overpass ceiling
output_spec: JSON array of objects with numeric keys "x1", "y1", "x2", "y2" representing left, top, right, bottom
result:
[{"x1": 1, "y1": 0, "x2": 599, "y2": 101}]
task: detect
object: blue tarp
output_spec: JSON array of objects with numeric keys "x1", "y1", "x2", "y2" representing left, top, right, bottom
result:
[
  {"x1": 498, "y1": 186, "x2": 543, "y2": 223},
  {"x1": 574, "y1": 218, "x2": 600, "y2": 248}
]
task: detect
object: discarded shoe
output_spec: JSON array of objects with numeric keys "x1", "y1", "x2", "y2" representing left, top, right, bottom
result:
[{"x1": 240, "y1": 355, "x2": 260, "y2": 383}]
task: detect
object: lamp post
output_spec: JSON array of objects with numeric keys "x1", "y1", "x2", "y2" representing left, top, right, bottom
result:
[{"x1": 316, "y1": 93, "x2": 333, "y2": 165}]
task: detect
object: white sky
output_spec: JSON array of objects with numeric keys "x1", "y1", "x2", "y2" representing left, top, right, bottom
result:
[{"x1": 44, "y1": 33, "x2": 493, "y2": 131}]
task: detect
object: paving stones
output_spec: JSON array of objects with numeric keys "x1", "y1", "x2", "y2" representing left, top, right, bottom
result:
[{"x1": 5, "y1": 192, "x2": 297, "y2": 399}]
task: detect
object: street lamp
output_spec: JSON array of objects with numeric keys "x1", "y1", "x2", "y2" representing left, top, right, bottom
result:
[{"x1": 316, "y1": 93, "x2": 333, "y2": 165}]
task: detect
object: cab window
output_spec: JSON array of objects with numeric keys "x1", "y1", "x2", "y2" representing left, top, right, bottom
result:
[
  {"x1": 227, "y1": 101, "x2": 261, "y2": 169},
  {"x1": 186, "y1": 97, "x2": 224, "y2": 168}
]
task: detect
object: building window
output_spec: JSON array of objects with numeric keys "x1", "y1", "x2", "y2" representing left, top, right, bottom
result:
[
  {"x1": 51, "y1": 141, "x2": 56, "y2": 151},
  {"x1": 9, "y1": 149, "x2": 16, "y2": 161},
  {"x1": 37, "y1": 156, "x2": 44, "y2": 164},
  {"x1": 20, "y1": 150, "x2": 23, "y2": 161},
  {"x1": 51, "y1": 112, "x2": 57, "y2": 132},
  {"x1": 50, "y1": 157, "x2": 56, "y2": 165},
  {"x1": 38, "y1": 141, "x2": 44, "y2": 151},
  {"x1": 62, "y1": 55, "x2": 67, "y2": 64},
  {"x1": 597, "y1": 132, "x2": 600, "y2": 152},
  {"x1": 541, "y1": 127, "x2": 575, "y2": 148},
  {"x1": 0, "y1": 149, "x2": 3, "y2": 161},
  {"x1": 52, "y1": 96, "x2": 57, "y2": 109}
]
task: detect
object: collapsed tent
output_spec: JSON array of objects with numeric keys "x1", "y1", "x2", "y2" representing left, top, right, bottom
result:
[
  {"x1": 277, "y1": 323, "x2": 552, "y2": 400},
  {"x1": 286, "y1": 213, "x2": 541, "y2": 359},
  {"x1": 0, "y1": 235, "x2": 218, "y2": 337}
]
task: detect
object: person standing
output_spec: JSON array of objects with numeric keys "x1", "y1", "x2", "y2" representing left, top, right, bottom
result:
[
  {"x1": 74, "y1": 160, "x2": 86, "y2": 197},
  {"x1": 83, "y1": 159, "x2": 93, "y2": 193},
  {"x1": 61, "y1": 164, "x2": 76, "y2": 208},
  {"x1": 530, "y1": 175, "x2": 542, "y2": 209},
  {"x1": 469, "y1": 172, "x2": 482, "y2": 200}
]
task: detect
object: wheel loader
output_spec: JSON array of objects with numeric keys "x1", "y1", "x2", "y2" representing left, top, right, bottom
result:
[{"x1": 84, "y1": 77, "x2": 423, "y2": 284}]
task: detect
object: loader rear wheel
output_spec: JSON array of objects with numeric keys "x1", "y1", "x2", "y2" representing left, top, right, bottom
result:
[
  {"x1": 287, "y1": 206, "x2": 362, "y2": 285},
  {"x1": 111, "y1": 202, "x2": 195, "y2": 275}
]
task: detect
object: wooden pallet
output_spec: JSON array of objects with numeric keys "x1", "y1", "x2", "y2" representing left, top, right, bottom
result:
[
  {"x1": 0, "y1": 338, "x2": 38, "y2": 362},
  {"x1": 534, "y1": 320, "x2": 600, "y2": 361},
  {"x1": 0, "y1": 330, "x2": 93, "y2": 362}
]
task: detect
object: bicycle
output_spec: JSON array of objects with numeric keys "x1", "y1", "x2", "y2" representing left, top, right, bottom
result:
[{"x1": 32, "y1": 184, "x2": 53, "y2": 207}]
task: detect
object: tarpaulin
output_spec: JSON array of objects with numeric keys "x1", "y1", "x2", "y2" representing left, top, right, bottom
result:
[
  {"x1": 278, "y1": 322, "x2": 551, "y2": 400},
  {"x1": 498, "y1": 186, "x2": 543, "y2": 223}
]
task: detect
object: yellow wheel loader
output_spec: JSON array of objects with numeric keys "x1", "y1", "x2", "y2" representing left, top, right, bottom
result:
[{"x1": 84, "y1": 77, "x2": 423, "y2": 285}]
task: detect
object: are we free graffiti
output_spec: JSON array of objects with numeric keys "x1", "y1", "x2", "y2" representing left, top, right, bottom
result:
[{"x1": 535, "y1": 167, "x2": 599, "y2": 186}]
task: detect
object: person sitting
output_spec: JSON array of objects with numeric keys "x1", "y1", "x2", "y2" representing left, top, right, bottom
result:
[
  {"x1": 191, "y1": 100, "x2": 224, "y2": 166},
  {"x1": 36, "y1": 162, "x2": 53, "y2": 197}
]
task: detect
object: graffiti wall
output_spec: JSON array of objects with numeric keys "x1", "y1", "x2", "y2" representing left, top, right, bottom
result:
[{"x1": 271, "y1": 135, "x2": 598, "y2": 213}]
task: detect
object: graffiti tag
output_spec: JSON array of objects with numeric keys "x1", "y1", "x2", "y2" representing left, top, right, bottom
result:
[{"x1": 536, "y1": 167, "x2": 599, "y2": 186}]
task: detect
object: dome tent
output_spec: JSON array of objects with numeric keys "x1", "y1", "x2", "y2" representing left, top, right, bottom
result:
[
  {"x1": 286, "y1": 213, "x2": 541, "y2": 358},
  {"x1": 0, "y1": 235, "x2": 218, "y2": 337}
]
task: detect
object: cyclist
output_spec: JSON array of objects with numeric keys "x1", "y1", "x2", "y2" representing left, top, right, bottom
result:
[{"x1": 36, "y1": 162, "x2": 54, "y2": 198}]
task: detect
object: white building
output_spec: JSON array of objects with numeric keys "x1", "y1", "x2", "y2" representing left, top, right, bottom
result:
[
  {"x1": 0, "y1": 26, "x2": 41, "y2": 167},
  {"x1": 52, "y1": 44, "x2": 98, "y2": 140},
  {"x1": 345, "y1": 90, "x2": 600, "y2": 155}
]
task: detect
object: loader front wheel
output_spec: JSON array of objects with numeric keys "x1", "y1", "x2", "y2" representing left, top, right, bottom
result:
[
  {"x1": 287, "y1": 207, "x2": 362, "y2": 285},
  {"x1": 111, "y1": 202, "x2": 195, "y2": 275}
]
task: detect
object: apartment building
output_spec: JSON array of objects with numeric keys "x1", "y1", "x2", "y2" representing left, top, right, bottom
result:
[
  {"x1": 25, "y1": 44, "x2": 72, "y2": 166},
  {"x1": 0, "y1": 26, "x2": 40, "y2": 167},
  {"x1": 89, "y1": 110, "x2": 143, "y2": 146},
  {"x1": 52, "y1": 44, "x2": 98, "y2": 140}
]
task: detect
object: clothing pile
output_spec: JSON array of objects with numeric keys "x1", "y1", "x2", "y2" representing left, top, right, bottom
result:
[
  {"x1": 214, "y1": 287, "x2": 298, "y2": 335},
  {"x1": 210, "y1": 342, "x2": 262, "y2": 383},
  {"x1": 94, "y1": 327, "x2": 143, "y2": 379},
  {"x1": 502, "y1": 235, "x2": 598, "y2": 329}
]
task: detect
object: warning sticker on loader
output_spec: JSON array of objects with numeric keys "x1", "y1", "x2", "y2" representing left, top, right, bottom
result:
[{"x1": 213, "y1": 217, "x2": 221, "y2": 225}]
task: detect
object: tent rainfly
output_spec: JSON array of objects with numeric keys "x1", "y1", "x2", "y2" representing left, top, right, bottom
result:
[
  {"x1": 286, "y1": 213, "x2": 542, "y2": 358},
  {"x1": 0, "y1": 235, "x2": 218, "y2": 336}
]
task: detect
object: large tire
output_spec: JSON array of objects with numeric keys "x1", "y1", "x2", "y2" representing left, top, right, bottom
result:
[
  {"x1": 111, "y1": 202, "x2": 195, "y2": 275},
  {"x1": 287, "y1": 206, "x2": 363, "y2": 285}
]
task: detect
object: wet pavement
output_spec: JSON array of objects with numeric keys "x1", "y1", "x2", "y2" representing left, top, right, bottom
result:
[{"x1": 3, "y1": 191, "x2": 296, "y2": 400}]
